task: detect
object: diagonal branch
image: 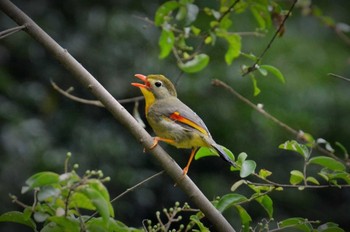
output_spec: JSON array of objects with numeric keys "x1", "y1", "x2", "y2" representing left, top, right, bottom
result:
[{"x1": 0, "y1": 1, "x2": 235, "y2": 231}]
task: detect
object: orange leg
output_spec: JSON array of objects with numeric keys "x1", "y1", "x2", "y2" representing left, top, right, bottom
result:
[
  {"x1": 149, "y1": 137, "x2": 175, "y2": 149},
  {"x1": 182, "y1": 147, "x2": 199, "y2": 175}
]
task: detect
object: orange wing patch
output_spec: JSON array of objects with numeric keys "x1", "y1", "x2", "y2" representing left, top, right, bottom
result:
[{"x1": 169, "y1": 111, "x2": 208, "y2": 136}]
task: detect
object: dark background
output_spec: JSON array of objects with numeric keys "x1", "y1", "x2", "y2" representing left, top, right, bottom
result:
[{"x1": 1, "y1": 0, "x2": 350, "y2": 231}]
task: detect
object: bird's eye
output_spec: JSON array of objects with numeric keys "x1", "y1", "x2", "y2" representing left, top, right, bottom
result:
[{"x1": 154, "y1": 81, "x2": 162, "y2": 88}]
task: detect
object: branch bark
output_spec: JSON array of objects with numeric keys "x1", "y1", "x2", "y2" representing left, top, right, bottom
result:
[{"x1": 0, "y1": 1, "x2": 235, "y2": 231}]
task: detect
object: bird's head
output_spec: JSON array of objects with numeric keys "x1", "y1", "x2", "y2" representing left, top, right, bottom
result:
[{"x1": 132, "y1": 74, "x2": 177, "y2": 99}]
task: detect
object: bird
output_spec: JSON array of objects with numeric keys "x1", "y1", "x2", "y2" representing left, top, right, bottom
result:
[{"x1": 131, "y1": 74, "x2": 234, "y2": 175}]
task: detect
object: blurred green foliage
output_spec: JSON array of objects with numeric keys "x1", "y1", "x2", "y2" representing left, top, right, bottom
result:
[{"x1": 1, "y1": 0, "x2": 350, "y2": 231}]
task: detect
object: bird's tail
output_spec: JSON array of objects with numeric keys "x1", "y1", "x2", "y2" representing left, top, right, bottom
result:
[{"x1": 211, "y1": 143, "x2": 235, "y2": 167}]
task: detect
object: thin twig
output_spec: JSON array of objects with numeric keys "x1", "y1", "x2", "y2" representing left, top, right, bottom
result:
[
  {"x1": 242, "y1": 0, "x2": 298, "y2": 76},
  {"x1": 328, "y1": 73, "x2": 350, "y2": 82},
  {"x1": 111, "y1": 170, "x2": 164, "y2": 203},
  {"x1": 85, "y1": 171, "x2": 164, "y2": 223},
  {"x1": 51, "y1": 80, "x2": 144, "y2": 106},
  {"x1": 0, "y1": 24, "x2": 26, "y2": 39},
  {"x1": 211, "y1": 79, "x2": 347, "y2": 164}
]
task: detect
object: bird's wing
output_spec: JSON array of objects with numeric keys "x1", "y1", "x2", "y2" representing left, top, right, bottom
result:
[{"x1": 157, "y1": 97, "x2": 210, "y2": 136}]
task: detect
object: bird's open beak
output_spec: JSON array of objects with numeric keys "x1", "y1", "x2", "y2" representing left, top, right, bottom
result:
[{"x1": 132, "y1": 74, "x2": 150, "y2": 89}]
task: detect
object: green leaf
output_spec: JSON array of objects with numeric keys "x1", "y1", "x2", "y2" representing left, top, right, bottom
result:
[
  {"x1": 0, "y1": 211, "x2": 37, "y2": 231},
  {"x1": 189, "y1": 215, "x2": 210, "y2": 232},
  {"x1": 290, "y1": 170, "x2": 304, "y2": 185},
  {"x1": 255, "y1": 195, "x2": 273, "y2": 218},
  {"x1": 251, "y1": 75, "x2": 261, "y2": 96},
  {"x1": 258, "y1": 169, "x2": 272, "y2": 179},
  {"x1": 22, "y1": 172, "x2": 60, "y2": 193},
  {"x1": 235, "y1": 205, "x2": 252, "y2": 229},
  {"x1": 178, "y1": 53, "x2": 209, "y2": 73},
  {"x1": 309, "y1": 156, "x2": 345, "y2": 171},
  {"x1": 279, "y1": 217, "x2": 313, "y2": 232},
  {"x1": 48, "y1": 216, "x2": 80, "y2": 232},
  {"x1": 158, "y1": 28, "x2": 175, "y2": 59},
  {"x1": 318, "y1": 222, "x2": 345, "y2": 232},
  {"x1": 259, "y1": 65, "x2": 285, "y2": 83},
  {"x1": 317, "y1": 138, "x2": 335, "y2": 152},
  {"x1": 154, "y1": 1, "x2": 179, "y2": 26},
  {"x1": 195, "y1": 147, "x2": 218, "y2": 159},
  {"x1": 306, "y1": 176, "x2": 320, "y2": 185},
  {"x1": 230, "y1": 180, "x2": 247, "y2": 192},
  {"x1": 216, "y1": 193, "x2": 247, "y2": 213},
  {"x1": 240, "y1": 160, "x2": 256, "y2": 178},
  {"x1": 37, "y1": 186, "x2": 60, "y2": 202},
  {"x1": 78, "y1": 185, "x2": 111, "y2": 223},
  {"x1": 279, "y1": 140, "x2": 310, "y2": 160},
  {"x1": 250, "y1": 4, "x2": 271, "y2": 29},
  {"x1": 69, "y1": 192, "x2": 96, "y2": 211},
  {"x1": 224, "y1": 34, "x2": 241, "y2": 65}
]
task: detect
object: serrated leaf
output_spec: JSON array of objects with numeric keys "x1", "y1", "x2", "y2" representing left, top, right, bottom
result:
[
  {"x1": 154, "y1": 1, "x2": 179, "y2": 26},
  {"x1": 279, "y1": 140, "x2": 310, "y2": 160},
  {"x1": 290, "y1": 170, "x2": 304, "y2": 185},
  {"x1": 178, "y1": 54, "x2": 209, "y2": 73},
  {"x1": 240, "y1": 160, "x2": 256, "y2": 178},
  {"x1": 255, "y1": 195, "x2": 273, "y2": 218},
  {"x1": 309, "y1": 156, "x2": 345, "y2": 171},
  {"x1": 259, "y1": 65, "x2": 285, "y2": 83},
  {"x1": 158, "y1": 28, "x2": 175, "y2": 59},
  {"x1": 216, "y1": 193, "x2": 247, "y2": 213},
  {"x1": 0, "y1": 211, "x2": 37, "y2": 230},
  {"x1": 22, "y1": 172, "x2": 60, "y2": 193}
]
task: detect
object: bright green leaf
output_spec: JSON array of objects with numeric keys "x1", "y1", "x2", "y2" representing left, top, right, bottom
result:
[
  {"x1": 279, "y1": 140, "x2": 310, "y2": 160},
  {"x1": 191, "y1": 25, "x2": 201, "y2": 36},
  {"x1": 195, "y1": 147, "x2": 218, "y2": 159},
  {"x1": 225, "y1": 34, "x2": 241, "y2": 65},
  {"x1": 189, "y1": 215, "x2": 210, "y2": 232},
  {"x1": 255, "y1": 195, "x2": 273, "y2": 218},
  {"x1": 37, "y1": 186, "x2": 60, "y2": 202},
  {"x1": 22, "y1": 172, "x2": 60, "y2": 193},
  {"x1": 235, "y1": 205, "x2": 252, "y2": 229},
  {"x1": 216, "y1": 193, "x2": 247, "y2": 213},
  {"x1": 306, "y1": 176, "x2": 320, "y2": 185},
  {"x1": 0, "y1": 211, "x2": 37, "y2": 231},
  {"x1": 158, "y1": 28, "x2": 175, "y2": 59},
  {"x1": 78, "y1": 186, "x2": 111, "y2": 223},
  {"x1": 309, "y1": 156, "x2": 345, "y2": 171},
  {"x1": 69, "y1": 192, "x2": 96, "y2": 211},
  {"x1": 154, "y1": 1, "x2": 179, "y2": 26},
  {"x1": 259, "y1": 65, "x2": 285, "y2": 83},
  {"x1": 240, "y1": 160, "x2": 256, "y2": 178},
  {"x1": 251, "y1": 75, "x2": 261, "y2": 96},
  {"x1": 290, "y1": 170, "x2": 304, "y2": 185},
  {"x1": 178, "y1": 53, "x2": 209, "y2": 73},
  {"x1": 258, "y1": 169, "x2": 272, "y2": 179}
]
